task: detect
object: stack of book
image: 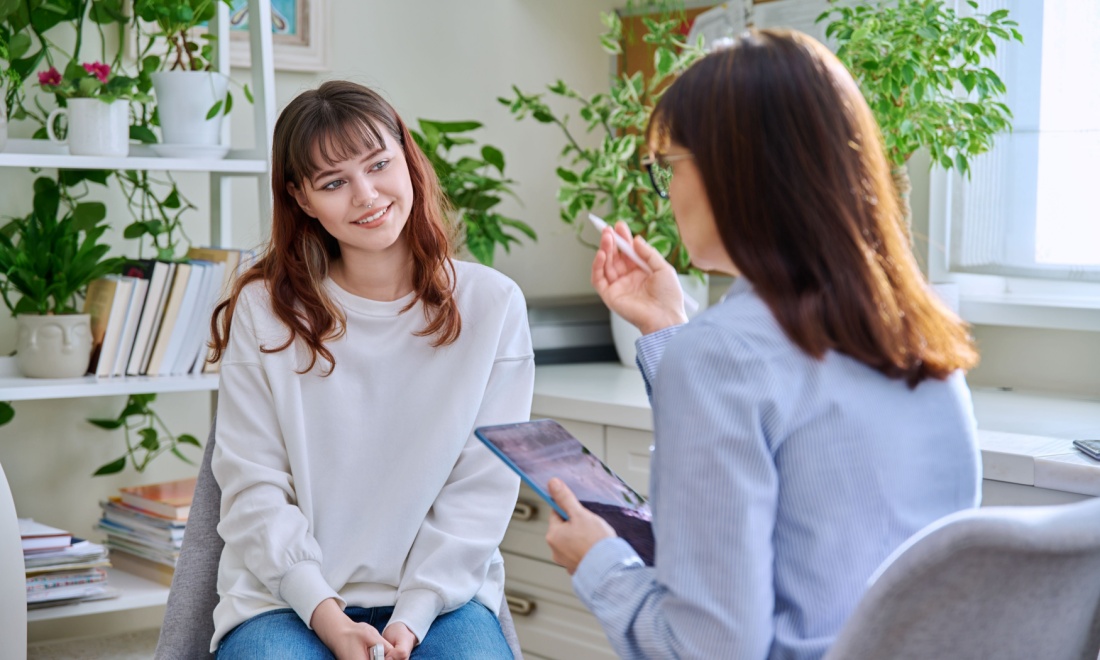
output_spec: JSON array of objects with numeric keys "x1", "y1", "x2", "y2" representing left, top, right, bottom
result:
[
  {"x1": 97, "y1": 477, "x2": 195, "y2": 586},
  {"x1": 20, "y1": 518, "x2": 114, "y2": 608},
  {"x1": 84, "y1": 246, "x2": 254, "y2": 378}
]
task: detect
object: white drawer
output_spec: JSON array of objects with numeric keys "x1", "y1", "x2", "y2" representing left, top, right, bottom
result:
[
  {"x1": 605, "y1": 426, "x2": 653, "y2": 496},
  {"x1": 502, "y1": 551, "x2": 615, "y2": 660}
]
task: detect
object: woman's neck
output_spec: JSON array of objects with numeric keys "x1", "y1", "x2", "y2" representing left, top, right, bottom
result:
[{"x1": 330, "y1": 246, "x2": 416, "y2": 302}]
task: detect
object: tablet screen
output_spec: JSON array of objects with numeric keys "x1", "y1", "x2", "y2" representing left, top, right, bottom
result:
[{"x1": 476, "y1": 418, "x2": 654, "y2": 565}]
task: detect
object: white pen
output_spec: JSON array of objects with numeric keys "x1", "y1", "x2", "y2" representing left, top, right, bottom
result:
[
  {"x1": 588, "y1": 213, "x2": 653, "y2": 274},
  {"x1": 588, "y1": 213, "x2": 699, "y2": 314},
  {"x1": 370, "y1": 643, "x2": 384, "y2": 660}
]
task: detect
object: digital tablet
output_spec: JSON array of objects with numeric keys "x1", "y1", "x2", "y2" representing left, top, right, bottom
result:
[{"x1": 475, "y1": 418, "x2": 654, "y2": 565}]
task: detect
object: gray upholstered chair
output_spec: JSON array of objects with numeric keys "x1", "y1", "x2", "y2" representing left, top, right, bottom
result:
[
  {"x1": 825, "y1": 497, "x2": 1100, "y2": 660},
  {"x1": 154, "y1": 421, "x2": 523, "y2": 659}
]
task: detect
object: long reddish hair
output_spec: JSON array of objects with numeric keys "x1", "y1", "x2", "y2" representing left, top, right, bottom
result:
[
  {"x1": 649, "y1": 30, "x2": 977, "y2": 386},
  {"x1": 210, "y1": 81, "x2": 459, "y2": 374}
]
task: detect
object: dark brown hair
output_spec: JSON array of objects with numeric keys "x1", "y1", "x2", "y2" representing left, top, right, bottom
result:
[
  {"x1": 648, "y1": 30, "x2": 977, "y2": 385},
  {"x1": 209, "y1": 80, "x2": 459, "y2": 374}
]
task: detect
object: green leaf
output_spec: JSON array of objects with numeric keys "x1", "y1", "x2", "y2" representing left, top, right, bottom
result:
[
  {"x1": 177, "y1": 433, "x2": 201, "y2": 447},
  {"x1": 139, "y1": 427, "x2": 159, "y2": 450},
  {"x1": 87, "y1": 418, "x2": 124, "y2": 430},
  {"x1": 205, "y1": 100, "x2": 223, "y2": 120},
  {"x1": 0, "y1": 402, "x2": 14, "y2": 426},
  {"x1": 93, "y1": 456, "x2": 127, "y2": 476},
  {"x1": 481, "y1": 146, "x2": 505, "y2": 172}
]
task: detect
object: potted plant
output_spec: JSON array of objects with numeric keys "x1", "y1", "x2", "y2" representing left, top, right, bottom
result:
[
  {"x1": 409, "y1": 119, "x2": 536, "y2": 267},
  {"x1": 500, "y1": 4, "x2": 706, "y2": 364},
  {"x1": 38, "y1": 60, "x2": 146, "y2": 156},
  {"x1": 0, "y1": 177, "x2": 125, "y2": 377},
  {"x1": 132, "y1": 0, "x2": 243, "y2": 149},
  {"x1": 818, "y1": 0, "x2": 1023, "y2": 234}
]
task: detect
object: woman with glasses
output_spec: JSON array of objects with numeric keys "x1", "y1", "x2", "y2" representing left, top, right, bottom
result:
[{"x1": 544, "y1": 30, "x2": 982, "y2": 659}]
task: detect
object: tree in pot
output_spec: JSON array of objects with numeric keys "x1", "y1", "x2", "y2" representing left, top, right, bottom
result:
[
  {"x1": 818, "y1": 0, "x2": 1023, "y2": 236},
  {"x1": 499, "y1": 4, "x2": 707, "y2": 364},
  {"x1": 0, "y1": 176, "x2": 125, "y2": 377}
]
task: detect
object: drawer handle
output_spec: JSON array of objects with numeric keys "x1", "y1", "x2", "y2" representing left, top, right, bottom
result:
[
  {"x1": 512, "y1": 500, "x2": 538, "y2": 521},
  {"x1": 505, "y1": 593, "x2": 536, "y2": 617}
]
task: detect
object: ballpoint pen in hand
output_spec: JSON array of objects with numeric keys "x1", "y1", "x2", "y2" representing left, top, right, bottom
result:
[{"x1": 588, "y1": 213, "x2": 699, "y2": 314}]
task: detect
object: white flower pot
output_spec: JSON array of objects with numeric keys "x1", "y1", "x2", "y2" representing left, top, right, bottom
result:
[
  {"x1": 611, "y1": 273, "x2": 709, "y2": 367},
  {"x1": 46, "y1": 98, "x2": 129, "y2": 157},
  {"x1": 151, "y1": 71, "x2": 229, "y2": 146},
  {"x1": 15, "y1": 314, "x2": 93, "y2": 378}
]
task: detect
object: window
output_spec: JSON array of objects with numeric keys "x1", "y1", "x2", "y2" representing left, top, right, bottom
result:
[{"x1": 929, "y1": 0, "x2": 1100, "y2": 329}]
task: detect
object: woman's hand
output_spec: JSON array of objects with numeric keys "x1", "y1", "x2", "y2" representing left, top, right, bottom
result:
[
  {"x1": 382, "y1": 622, "x2": 417, "y2": 660},
  {"x1": 591, "y1": 221, "x2": 687, "y2": 336},
  {"x1": 545, "y1": 478, "x2": 617, "y2": 575},
  {"x1": 311, "y1": 598, "x2": 393, "y2": 660}
]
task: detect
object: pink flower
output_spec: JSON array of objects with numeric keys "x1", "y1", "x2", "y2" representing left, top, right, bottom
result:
[
  {"x1": 82, "y1": 61, "x2": 110, "y2": 84},
  {"x1": 38, "y1": 67, "x2": 62, "y2": 87}
]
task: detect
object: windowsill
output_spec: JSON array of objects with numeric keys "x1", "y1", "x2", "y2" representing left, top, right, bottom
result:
[
  {"x1": 533, "y1": 363, "x2": 1100, "y2": 498},
  {"x1": 960, "y1": 292, "x2": 1100, "y2": 332}
]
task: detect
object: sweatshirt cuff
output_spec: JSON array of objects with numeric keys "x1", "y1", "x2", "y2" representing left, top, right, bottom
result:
[
  {"x1": 279, "y1": 560, "x2": 343, "y2": 627},
  {"x1": 572, "y1": 536, "x2": 644, "y2": 608},
  {"x1": 390, "y1": 588, "x2": 445, "y2": 645}
]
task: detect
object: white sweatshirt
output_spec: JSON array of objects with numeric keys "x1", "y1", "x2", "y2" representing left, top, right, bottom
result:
[{"x1": 210, "y1": 260, "x2": 533, "y2": 650}]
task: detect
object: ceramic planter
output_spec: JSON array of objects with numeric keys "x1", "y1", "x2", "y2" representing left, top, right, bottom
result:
[
  {"x1": 15, "y1": 314, "x2": 93, "y2": 378},
  {"x1": 46, "y1": 98, "x2": 130, "y2": 157},
  {"x1": 151, "y1": 71, "x2": 229, "y2": 147}
]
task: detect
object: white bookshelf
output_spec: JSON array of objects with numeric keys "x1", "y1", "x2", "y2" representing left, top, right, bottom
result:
[
  {"x1": 26, "y1": 567, "x2": 169, "y2": 623},
  {"x1": 0, "y1": 139, "x2": 268, "y2": 174},
  {"x1": 0, "y1": 0, "x2": 278, "y2": 643}
]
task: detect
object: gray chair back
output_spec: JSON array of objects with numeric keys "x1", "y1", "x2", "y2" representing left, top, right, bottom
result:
[
  {"x1": 825, "y1": 497, "x2": 1100, "y2": 660},
  {"x1": 155, "y1": 421, "x2": 523, "y2": 659}
]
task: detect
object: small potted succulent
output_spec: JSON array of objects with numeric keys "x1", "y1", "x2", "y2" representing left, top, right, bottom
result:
[{"x1": 0, "y1": 177, "x2": 125, "y2": 377}]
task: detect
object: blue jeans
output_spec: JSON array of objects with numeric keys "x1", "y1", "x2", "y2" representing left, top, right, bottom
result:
[{"x1": 216, "y1": 601, "x2": 513, "y2": 660}]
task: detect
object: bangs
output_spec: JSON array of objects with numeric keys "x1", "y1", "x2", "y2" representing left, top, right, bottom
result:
[{"x1": 291, "y1": 111, "x2": 389, "y2": 183}]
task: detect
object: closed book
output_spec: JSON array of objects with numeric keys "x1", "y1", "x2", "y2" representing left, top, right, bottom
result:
[
  {"x1": 18, "y1": 519, "x2": 72, "y2": 553},
  {"x1": 173, "y1": 261, "x2": 225, "y2": 375},
  {"x1": 185, "y1": 247, "x2": 243, "y2": 373},
  {"x1": 144, "y1": 263, "x2": 193, "y2": 376},
  {"x1": 118, "y1": 477, "x2": 195, "y2": 521},
  {"x1": 157, "y1": 261, "x2": 211, "y2": 376},
  {"x1": 127, "y1": 261, "x2": 175, "y2": 376},
  {"x1": 110, "y1": 278, "x2": 149, "y2": 377},
  {"x1": 83, "y1": 277, "x2": 121, "y2": 376},
  {"x1": 108, "y1": 550, "x2": 175, "y2": 587}
]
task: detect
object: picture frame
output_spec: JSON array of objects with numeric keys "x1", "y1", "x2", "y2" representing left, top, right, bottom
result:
[{"x1": 228, "y1": 0, "x2": 329, "y2": 72}]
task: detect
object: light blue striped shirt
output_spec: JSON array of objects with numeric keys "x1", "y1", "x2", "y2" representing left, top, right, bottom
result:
[{"x1": 572, "y1": 277, "x2": 981, "y2": 659}]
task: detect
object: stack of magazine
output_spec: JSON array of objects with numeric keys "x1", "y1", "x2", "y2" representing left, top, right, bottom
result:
[
  {"x1": 20, "y1": 519, "x2": 114, "y2": 608},
  {"x1": 96, "y1": 478, "x2": 193, "y2": 586}
]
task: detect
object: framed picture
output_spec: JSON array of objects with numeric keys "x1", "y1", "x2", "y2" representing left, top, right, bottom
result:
[{"x1": 228, "y1": 0, "x2": 329, "y2": 72}]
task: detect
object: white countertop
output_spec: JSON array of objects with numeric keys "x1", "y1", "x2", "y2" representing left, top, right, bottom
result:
[{"x1": 533, "y1": 363, "x2": 1100, "y2": 498}]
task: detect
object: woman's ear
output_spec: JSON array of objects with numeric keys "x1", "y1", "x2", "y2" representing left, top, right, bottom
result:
[{"x1": 287, "y1": 182, "x2": 315, "y2": 218}]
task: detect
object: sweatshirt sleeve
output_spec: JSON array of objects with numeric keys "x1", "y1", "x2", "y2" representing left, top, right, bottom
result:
[
  {"x1": 388, "y1": 285, "x2": 534, "y2": 642},
  {"x1": 212, "y1": 289, "x2": 342, "y2": 627}
]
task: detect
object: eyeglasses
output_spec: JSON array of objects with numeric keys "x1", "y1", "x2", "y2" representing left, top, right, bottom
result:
[{"x1": 642, "y1": 152, "x2": 694, "y2": 199}]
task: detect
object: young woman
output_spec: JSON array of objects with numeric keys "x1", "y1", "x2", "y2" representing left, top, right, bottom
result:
[
  {"x1": 207, "y1": 81, "x2": 532, "y2": 660},
  {"x1": 545, "y1": 30, "x2": 982, "y2": 659}
]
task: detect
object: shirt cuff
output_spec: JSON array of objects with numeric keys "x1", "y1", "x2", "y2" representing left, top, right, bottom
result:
[
  {"x1": 635, "y1": 325, "x2": 683, "y2": 394},
  {"x1": 279, "y1": 560, "x2": 343, "y2": 627},
  {"x1": 572, "y1": 536, "x2": 645, "y2": 608},
  {"x1": 390, "y1": 588, "x2": 445, "y2": 645}
]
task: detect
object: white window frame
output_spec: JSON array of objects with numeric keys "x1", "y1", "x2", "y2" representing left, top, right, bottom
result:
[{"x1": 927, "y1": 0, "x2": 1100, "y2": 332}]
